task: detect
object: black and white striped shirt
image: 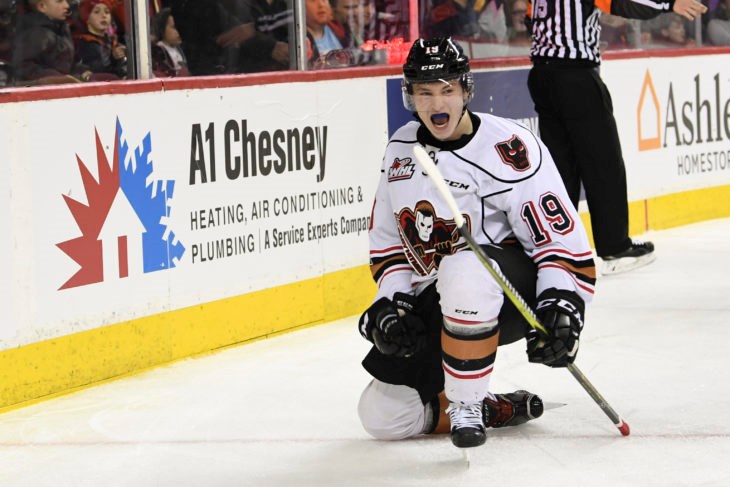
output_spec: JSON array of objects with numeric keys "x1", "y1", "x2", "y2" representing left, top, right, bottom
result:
[{"x1": 529, "y1": 0, "x2": 674, "y2": 64}]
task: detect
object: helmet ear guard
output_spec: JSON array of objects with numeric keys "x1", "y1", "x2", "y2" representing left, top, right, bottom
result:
[{"x1": 462, "y1": 71, "x2": 474, "y2": 103}]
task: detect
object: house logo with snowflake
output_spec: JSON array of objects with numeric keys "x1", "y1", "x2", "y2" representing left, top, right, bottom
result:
[{"x1": 57, "y1": 118, "x2": 185, "y2": 290}]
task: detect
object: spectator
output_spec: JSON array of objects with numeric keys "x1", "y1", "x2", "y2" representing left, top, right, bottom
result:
[
  {"x1": 12, "y1": 0, "x2": 92, "y2": 84},
  {"x1": 234, "y1": 0, "x2": 292, "y2": 73},
  {"x1": 105, "y1": 0, "x2": 165, "y2": 43},
  {"x1": 505, "y1": 0, "x2": 529, "y2": 46},
  {"x1": 169, "y1": 0, "x2": 248, "y2": 75},
  {"x1": 74, "y1": 0, "x2": 127, "y2": 79},
  {"x1": 421, "y1": 0, "x2": 482, "y2": 38},
  {"x1": 169, "y1": 0, "x2": 290, "y2": 75},
  {"x1": 645, "y1": 12, "x2": 696, "y2": 46},
  {"x1": 477, "y1": 0, "x2": 506, "y2": 42},
  {"x1": 332, "y1": 0, "x2": 373, "y2": 46},
  {"x1": 707, "y1": 0, "x2": 730, "y2": 44},
  {"x1": 306, "y1": 0, "x2": 346, "y2": 64},
  {"x1": 151, "y1": 7, "x2": 189, "y2": 76},
  {"x1": 0, "y1": 0, "x2": 16, "y2": 84},
  {"x1": 599, "y1": 13, "x2": 631, "y2": 49},
  {"x1": 599, "y1": 14, "x2": 649, "y2": 50},
  {"x1": 526, "y1": 0, "x2": 706, "y2": 275},
  {"x1": 171, "y1": 0, "x2": 289, "y2": 75},
  {"x1": 370, "y1": 0, "x2": 408, "y2": 40}
]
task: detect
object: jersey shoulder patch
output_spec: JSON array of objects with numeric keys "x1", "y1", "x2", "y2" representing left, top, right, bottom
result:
[
  {"x1": 478, "y1": 114, "x2": 542, "y2": 180},
  {"x1": 385, "y1": 156, "x2": 418, "y2": 182},
  {"x1": 495, "y1": 133, "x2": 531, "y2": 171}
]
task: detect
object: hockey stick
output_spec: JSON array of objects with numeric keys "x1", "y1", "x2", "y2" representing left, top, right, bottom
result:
[{"x1": 412, "y1": 145, "x2": 630, "y2": 437}]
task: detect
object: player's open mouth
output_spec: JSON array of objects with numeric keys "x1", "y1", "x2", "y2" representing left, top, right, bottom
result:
[{"x1": 431, "y1": 113, "x2": 449, "y2": 128}]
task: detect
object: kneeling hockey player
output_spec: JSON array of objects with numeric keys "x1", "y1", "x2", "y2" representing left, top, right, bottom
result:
[{"x1": 357, "y1": 37, "x2": 596, "y2": 448}]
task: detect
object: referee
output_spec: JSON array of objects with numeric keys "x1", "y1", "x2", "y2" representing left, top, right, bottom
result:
[{"x1": 526, "y1": 0, "x2": 706, "y2": 274}]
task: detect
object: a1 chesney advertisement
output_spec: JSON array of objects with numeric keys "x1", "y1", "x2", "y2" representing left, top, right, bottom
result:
[{"x1": 6, "y1": 79, "x2": 384, "y2": 344}]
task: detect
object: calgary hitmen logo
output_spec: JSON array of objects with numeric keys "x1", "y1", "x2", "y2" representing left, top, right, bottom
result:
[
  {"x1": 396, "y1": 200, "x2": 469, "y2": 276},
  {"x1": 495, "y1": 134, "x2": 530, "y2": 171},
  {"x1": 387, "y1": 157, "x2": 416, "y2": 181}
]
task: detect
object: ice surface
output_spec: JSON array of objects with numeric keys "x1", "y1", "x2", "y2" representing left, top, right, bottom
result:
[{"x1": 0, "y1": 218, "x2": 728, "y2": 486}]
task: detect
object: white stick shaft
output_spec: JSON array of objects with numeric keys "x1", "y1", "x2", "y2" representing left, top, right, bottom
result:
[{"x1": 412, "y1": 146, "x2": 465, "y2": 228}]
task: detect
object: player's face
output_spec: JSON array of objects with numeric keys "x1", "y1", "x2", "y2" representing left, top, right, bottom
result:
[{"x1": 411, "y1": 79, "x2": 470, "y2": 141}]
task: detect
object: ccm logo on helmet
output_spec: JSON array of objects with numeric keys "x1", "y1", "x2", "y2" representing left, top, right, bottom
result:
[{"x1": 421, "y1": 64, "x2": 444, "y2": 70}]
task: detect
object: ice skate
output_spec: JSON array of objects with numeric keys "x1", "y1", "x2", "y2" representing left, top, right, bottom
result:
[
  {"x1": 484, "y1": 390, "x2": 544, "y2": 428},
  {"x1": 600, "y1": 240, "x2": 655, "y2": 275},
  {"x1": 447, "y1": 402, "x2": 486, "y2": 448}
]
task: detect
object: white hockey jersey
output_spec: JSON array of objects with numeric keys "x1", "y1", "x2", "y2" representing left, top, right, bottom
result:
[{"x1": 369, "y1": 112, "x2": 596, "y2": 306}]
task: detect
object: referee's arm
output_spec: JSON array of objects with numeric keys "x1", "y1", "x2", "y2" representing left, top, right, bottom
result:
[{"x1": 600, "y1": 0, "x2": 707, "y2": 20}]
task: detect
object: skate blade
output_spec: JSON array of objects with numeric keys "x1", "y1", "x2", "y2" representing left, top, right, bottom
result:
[
  {"x1": 461, "y1": 448, "x2": 470, "y2": 468},
  {"x1": 543, "y1": 401, "x2": 567, "y2": 411},
  {"x1": 599, "y1": 253, "x2": 656, "y2": 276}
]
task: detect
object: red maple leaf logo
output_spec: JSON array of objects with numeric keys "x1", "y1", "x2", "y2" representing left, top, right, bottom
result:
[{"x1": 56, "y1": 127, "x2": 121, "y2": 290}]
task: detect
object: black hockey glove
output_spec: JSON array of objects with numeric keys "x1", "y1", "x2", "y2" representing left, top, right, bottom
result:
[
  {"x1": 526, "y1": 288, "x2": 585, "y2": 368},
  {"x1": 359, "y1": 292, "x2": 427, "y2": 358}
]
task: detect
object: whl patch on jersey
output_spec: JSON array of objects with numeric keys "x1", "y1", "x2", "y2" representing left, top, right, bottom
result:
[
  {"x1": 387, "y1": 157, "x2": 416, "y2": 181},
  {"x1": 396, "y1": 200, "x2": 469, "y2": 276},
  {"x1": 495, "y1": 135, "x2": 530, "y2": 171}
]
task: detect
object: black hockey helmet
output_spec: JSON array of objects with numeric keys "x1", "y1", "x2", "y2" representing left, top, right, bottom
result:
[{"x1": 402, "y1": 37, "x2": 474, "y2": 111}]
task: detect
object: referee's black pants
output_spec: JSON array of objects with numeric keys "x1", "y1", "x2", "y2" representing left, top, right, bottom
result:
[{"x1": 527, "y1": 62, "x2": 632, "y2": 257}]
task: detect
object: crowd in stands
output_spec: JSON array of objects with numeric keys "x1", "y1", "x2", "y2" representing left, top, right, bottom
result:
[
  {"x1": 0, "y1": 0, "x2": 728, "y2": 87},
  {"x1": 708, "y1": 0, "x2": 730, "y2": 45},
  {"x1": 2, "y1": 0, "x2": 161, "y2": 85}
]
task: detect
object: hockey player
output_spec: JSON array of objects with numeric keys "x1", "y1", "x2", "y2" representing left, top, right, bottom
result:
[{"x1": 357, "y1": 37, "x2": 596, "y2": 448}]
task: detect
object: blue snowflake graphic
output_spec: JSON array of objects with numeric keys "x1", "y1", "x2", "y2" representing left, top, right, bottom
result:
[{"x1": 117, "y1": 118, "x2": 185, "y2": 272}]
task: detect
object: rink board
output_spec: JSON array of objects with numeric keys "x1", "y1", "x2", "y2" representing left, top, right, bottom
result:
[
  {"x1": 600, "y1": 54, "x2": 730, "y2": 203},
  {"x1": 1, "y1": 52, "x2": 730, "y2": 410}
]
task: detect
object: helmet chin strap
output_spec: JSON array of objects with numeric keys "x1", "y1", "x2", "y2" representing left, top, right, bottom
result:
[
  {"x1": 452, "y1": 96, "x2": 470, "y2": 128},
  {"x1": 460, "y1": 89, "x2": 470, "y2": 118},
  {"x1": 458, "y1": 103, "x2": 469, "y2": 121}
]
